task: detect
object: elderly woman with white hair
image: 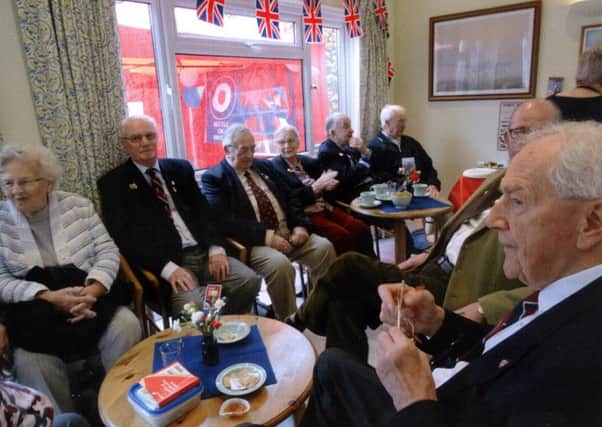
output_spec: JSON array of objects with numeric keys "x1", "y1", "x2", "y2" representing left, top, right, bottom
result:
[
  {"x1": 0, "y1": 144, "x2": 141, "y2": 414},
  {"x1": 271, "y1": 125, "x2": 375, "y2": 257}
]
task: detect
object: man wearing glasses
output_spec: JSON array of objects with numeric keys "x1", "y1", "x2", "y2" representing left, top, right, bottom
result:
[{"x1": 98, "y1": 115, "x2": 261, "y2": 317}]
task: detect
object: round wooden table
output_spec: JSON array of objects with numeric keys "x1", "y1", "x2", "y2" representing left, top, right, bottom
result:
[
  {"x1": 98, "y1": 315, "x2": 316, "y2": 426},
  {"x1": 350, "y1": 198, "x2": 452, "y2": 263}
]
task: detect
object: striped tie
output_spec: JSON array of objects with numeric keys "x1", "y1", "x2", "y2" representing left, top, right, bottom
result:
[
  {"x1": 146, "y1": 168, "x2": 171, "y2": 217},
  {"x1": 483, "y1": 291, "x2": 539, "y2": 342}
]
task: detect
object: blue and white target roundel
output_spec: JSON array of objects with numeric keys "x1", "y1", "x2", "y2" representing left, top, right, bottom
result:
[{"x1": 210, "y1": 76, "x2": 236, "y2": 120}]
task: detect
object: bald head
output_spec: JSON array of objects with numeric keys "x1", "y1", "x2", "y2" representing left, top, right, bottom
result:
[{"x1": 505, "y1": 99, "x2": 561, "y2": 159}]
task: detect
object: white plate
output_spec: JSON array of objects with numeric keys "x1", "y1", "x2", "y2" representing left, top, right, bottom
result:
[
  {"x1": 376, "y1": 194, "x2": 392, "y2": 201},
  {"x1": 358, "y1": 200, "x2": 382, "y2": 208},
  {"x1": 216, "y1": 363, "x2": 267, "y2": 396},
  {"x1": 214, "y1": 322, "x2": 251, "y2": 344},
  {"x1": 462, "y1": 167, "x2": 497, "y2": 179}
]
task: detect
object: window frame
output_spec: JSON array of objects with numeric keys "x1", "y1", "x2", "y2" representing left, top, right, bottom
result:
[{"x1": 122, "y1": 0, "x2": 359, "y2": 162}]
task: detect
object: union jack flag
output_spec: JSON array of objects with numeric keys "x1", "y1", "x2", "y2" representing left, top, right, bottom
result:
[
  {"x1": 387, "y1": 59, "x2": 396, "y2": 85},
  {"x1": 196, "y1": 0, "x2": 225, "y2": 27},
  {"x1": 256, "y1": 0, "x2": 280, "y2": 39},
  {"x1": 303, "y1": 0, "x2": 323, "y2": 44},
  {"x1": 343, "y1": 0, "x2": 363, "y2": 39},
  {"x1": 373, "y1": 0, "x2": 388, "y2": 32}
]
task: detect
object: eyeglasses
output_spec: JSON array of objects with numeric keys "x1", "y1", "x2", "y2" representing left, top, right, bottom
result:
[
  {"x1": 507, "y1": 127, "x2": 530, "y2": 139},
  {"x1": 275, "y1": 138, "x2": 298, "y2": 146},
  {"x1": 121, "y1": 132, "x2": 157, "y2": 144},
  {"x1": 1, "y1": 178, "x2": 43, "y2": 190}
]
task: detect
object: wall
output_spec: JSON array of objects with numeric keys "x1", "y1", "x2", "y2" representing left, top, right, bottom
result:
[
  {"x1": 0, "y1": 1, "x2": 41, "y2": 145},
  {"x1": 387, "y1": 0, "x2": 600, "y2": 194}
]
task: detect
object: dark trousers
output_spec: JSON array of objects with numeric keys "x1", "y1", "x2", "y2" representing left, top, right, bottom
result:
[
  {"x1": 301, "y1": 348, "x2": 396, "y2": 427},
  {"x1": 297, "y1": 252, "x2": 451, "y2": 361},
  {"x1": 308, "y1": 207, "x2": 375, "y2": 257}
]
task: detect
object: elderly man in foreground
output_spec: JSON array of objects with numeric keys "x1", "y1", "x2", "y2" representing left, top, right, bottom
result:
[
  {"x1": 301, "y1": 121, "x2": 602, "y2": 426},
  {"x1": 202, "y1": 124, "x2": 335, "y2": 320}
]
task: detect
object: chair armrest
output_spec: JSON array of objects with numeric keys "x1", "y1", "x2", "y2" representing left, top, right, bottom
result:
[
  {"x1": 226, "y1": 237, "x2": 248, "y2": 264},
  {"x1": 120, "y1": 256, "x2": 144, "y2": 322}
]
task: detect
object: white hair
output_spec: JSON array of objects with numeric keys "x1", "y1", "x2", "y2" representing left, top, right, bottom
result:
[
  {"x1": 324, "y1": 112, "x2": 348, "y2": 136},
  {"x1": 274, "y1": 124, "x2": 300, "y2": 143},
  {"x1": 118, "y1": 114, "x2": 157, "y2": 138},
  {"x1": 575, "y1": 44, "x2": 602, "y2": 87},
  {"x1": 380, "y1": 104, "x2": 406, "y2": 128},
  {"x1": 222, "y1": 123, "x2": 253, "y2": 148},
  {"x1": 0, "y1": 143, "x2": 62, "y2": 184},
  {"x1": 523, "y1": 121, "x2": 602, "y2": 199}
]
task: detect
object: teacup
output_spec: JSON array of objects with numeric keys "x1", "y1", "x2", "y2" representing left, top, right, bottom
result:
[
  {"x1": 391, "y1": 191, "x2": 412, "y2": 208},
  {"x1": 413, "y1": 183, "x2": 428, "y2": 197},
  {"x1": 370, "y1": 183, "x2": 389, "y2": 200},
  {"x1": 359, "y1": 191, "x2": 376, "y2": 206}
]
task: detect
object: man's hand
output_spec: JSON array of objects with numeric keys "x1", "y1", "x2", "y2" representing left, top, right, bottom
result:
[
  {"x1": 0, "y1": 324, "x2": 9, "y2": 353},
  {"x1": 378, "y1": 284, "x2": 445, "y2": 337},
  {"x1": 271, "y1": 235, "x2": 294, "y2": 254},
  {"x1": 455, "y1": 302, "x2": 485, "y2": 323},
  {"x1": 167, "y1": 267, "x2": 197, "y2": 293},
  {"x1": 375, "y1": 327, "x2": 437, "y2": 411},
  {"x1": 349, "y1": 137, "x2": 370, "y2": 156},
  {"x1": 427, "y1": 185, "x2": 440, "y2": 199},
  {"x1": 397, "y1": 253, "x2": 428, "y2": 271},
  {"x1": 289, "y1": 226, "x2": 309, "y2": 248},
  {"x1": 208, "y1": 253, "x2": 230, "y2": 282}
]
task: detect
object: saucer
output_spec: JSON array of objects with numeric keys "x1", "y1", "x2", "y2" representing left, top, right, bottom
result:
[{"x1": 358, "y1": 200, "x2": 382, "y2": 208}]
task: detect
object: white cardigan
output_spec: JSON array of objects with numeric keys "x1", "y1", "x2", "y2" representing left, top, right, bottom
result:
[{"x1": 0, "y1": 191, "x2": 120, "y2": 303}]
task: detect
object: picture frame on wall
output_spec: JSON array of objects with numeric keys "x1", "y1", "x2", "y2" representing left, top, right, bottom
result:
[
  {"x1": 580, "y1": 24, "x2": 602, "y2": 54},
  {"x1": 429, "y1": 1, "x2": 541, "y2": 101}
]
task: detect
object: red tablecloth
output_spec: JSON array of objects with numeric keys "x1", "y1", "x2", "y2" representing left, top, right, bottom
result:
[{"x1": 448, "y1": 176, "x2": 486, "y2": 212}]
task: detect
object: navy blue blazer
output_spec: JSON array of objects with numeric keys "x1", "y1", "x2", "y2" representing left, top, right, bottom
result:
[
  {"x1": 317, "y1": 139, "x2": 372, "y2": 203},
  {"x1": 390, "y1": 276, "x2": 602, "y2": 427},
  {"x1": 270, "y1": 155, "x2": 323, "y2": 207},
  {"x1": 368, "y1": 132, "x2": 441, "y2": 189},
  {"x1": 201, "y1": 158, "x2": 311, "y2": 248},
  {"x1": 98, "y1": 158, "x2": 223, "y2": 277}
]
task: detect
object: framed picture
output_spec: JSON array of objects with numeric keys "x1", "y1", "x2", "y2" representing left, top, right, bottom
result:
[
  {"x1": 580, "y1": 24, "x2": 602, "y2": 54},
  {"x1": 546, "y1": 76, "x2": 564, "y2": 97},
  {"x1": 429, "y1": 1, "x2": 541, "y2": 101}
]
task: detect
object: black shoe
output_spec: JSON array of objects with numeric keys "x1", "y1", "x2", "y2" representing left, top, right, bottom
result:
[{"x1": 284, "y1": 313, "x2": 306, "y2": 332}]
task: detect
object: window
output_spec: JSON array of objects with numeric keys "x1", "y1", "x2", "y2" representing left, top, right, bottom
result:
[
  {"x1": 116, "y1": 0, "x2": 358, "y2": 169},
  {"x1": 115, "y1": 1, "x2": 167, "y2": 158}
]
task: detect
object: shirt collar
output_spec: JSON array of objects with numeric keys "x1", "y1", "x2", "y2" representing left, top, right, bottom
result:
[
  {"x1": 133, "y1": 159, "x2": 160, "y2": 176},
  {"x1": 538, "y1": 264, "x2": 602, "y2": 313}
]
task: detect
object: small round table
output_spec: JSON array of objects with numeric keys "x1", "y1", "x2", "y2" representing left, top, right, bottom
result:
[
  {"x1": 350, "y1": 198, "x2": 452, "y2": 263},
  {"x1": 98, "y1": 315, "x2": 316, "y2": 427}
]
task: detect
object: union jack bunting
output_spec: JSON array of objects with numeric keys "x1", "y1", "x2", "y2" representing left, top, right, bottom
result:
[
  {"x1": 373, "y1": 0, "x2": 388, "y2": 32},
  {"x1": 196, "y1": 0, "x2": 225, "y2": 27},
  {"x1": 387, "y1": 59, "x2": 396, "y2": 84},
  {"x1": 303, "y1": 0, "x2": 323, "y2": 44},
  {"x1": 343, "y1": 0, "x2": 363, "y2": 38},
  {"x1": 256, "y1": 0, "x2": 280, "y2": 39}
]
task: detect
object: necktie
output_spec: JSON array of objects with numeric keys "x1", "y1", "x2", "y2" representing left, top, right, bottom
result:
[
  {"x1": 483, "y1": 291, "x2": 539, "y2": 342},
  {"x1": 244, "y1": 171, "x2": 280, "y2": 231},
  {"x1": 146, "y1": 168, "x2": 171, "y2": 217}
]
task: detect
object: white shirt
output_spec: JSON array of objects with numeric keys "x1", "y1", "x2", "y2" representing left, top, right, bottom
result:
[
  {"x1": 133, "y1": 161, "x2": 224, "y2": 280},
  {"x1": 433, "y1": 263, "x2": 602, "y2": 388},
  {"x1": 445, "y1": 209, "x2": 491, "y2": 265}
]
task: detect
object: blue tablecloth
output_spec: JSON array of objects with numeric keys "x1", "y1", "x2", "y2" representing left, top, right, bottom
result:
[
  {"x1": 380, "y1": 197, "x2": 450, "y2": 213},
  {"x1": 152, "y1": 326, "x2": 277, "y2": 398}
]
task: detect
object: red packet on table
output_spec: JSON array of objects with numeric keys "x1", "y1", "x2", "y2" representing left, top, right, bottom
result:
[
  {"x1": 138, "y1": 362, "x2": 200, "y2": 408},
  {"x1": 205, "y1": 284, "x2": 222, "y2": 305}
]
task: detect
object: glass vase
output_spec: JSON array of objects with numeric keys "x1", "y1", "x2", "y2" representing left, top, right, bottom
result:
[{"x1": 201, "y1": 334, "x2": 219, "y2": 366}]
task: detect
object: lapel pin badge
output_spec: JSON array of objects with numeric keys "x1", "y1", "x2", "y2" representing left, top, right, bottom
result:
[
  {"x1": 129, "y1": 183, "x2": 138, "y2": 190},
  {"x1": 171, "y1": 180, "x2": 177, "y2": 192},
  {"x1": 498, "y1": 359, "x2": 510, "y2": 369}
]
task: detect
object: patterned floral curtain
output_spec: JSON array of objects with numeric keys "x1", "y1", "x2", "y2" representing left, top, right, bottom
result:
[
  {"x1": 359, "y1": 0, "x2": 388, "y2": 141},
  {"x1": 15, "y1": 0, "x2": 126, "y2": 207}
]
